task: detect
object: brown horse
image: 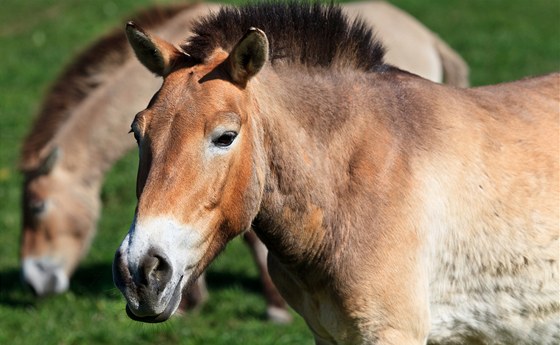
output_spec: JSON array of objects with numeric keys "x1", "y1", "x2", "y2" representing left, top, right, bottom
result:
[
  {"x1": 19, "y1": 1, "x2": 468, "y2": 322},
  {"x1": 113, "y1": 2, "x2": 559, "y2": 344}
]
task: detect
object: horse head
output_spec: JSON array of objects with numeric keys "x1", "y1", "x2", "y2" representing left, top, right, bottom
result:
[
  {"x1": 112, "y1": 22, "x2": 268, "y2": 322},
  {"x1": 20, "y1": 146, "x2": 100, "y2": 296}
]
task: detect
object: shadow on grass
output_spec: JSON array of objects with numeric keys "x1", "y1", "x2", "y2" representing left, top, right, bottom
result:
[
  {"x1": 71, "y1": 262, "x2": 120, "y2": 298},
  {"x1": 1, "y1": 261, "x2": 266, "y2": 319},
  {"x1": 206, "y1": 269, "x2": 263, "y2": 295},
  {"x1": 0, "y1": 262, "x2": 119, "y2": 309},
  {"x1": 72, "y1": 262, "x2": 264, "y2": 297},
  {"x1": 0, "y1": 268, "x2": 37, "y2": 309}
]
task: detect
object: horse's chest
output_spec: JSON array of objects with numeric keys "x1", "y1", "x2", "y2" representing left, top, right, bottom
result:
[{"x1": 267, "y1": 255, "x2": 358, "y2": 344}]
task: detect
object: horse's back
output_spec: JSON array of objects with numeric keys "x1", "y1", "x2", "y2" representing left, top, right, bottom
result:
[
  {"x1": 468, "y1": 73, "x2": 559, "y2": 180},
  {"x1": 473, "y1": 72, "x2": 559, "y2": 117},
  {"x1": 344, "y1": 1, "x2": 444, "y2": 83}
]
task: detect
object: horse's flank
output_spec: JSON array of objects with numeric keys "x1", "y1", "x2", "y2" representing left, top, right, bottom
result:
[
  {"x1": 342, "y1": 1, "x2": 469, "y2": 87},
  {"x1": 418, "y1": 75, "x2": 559, "y2": 342}
]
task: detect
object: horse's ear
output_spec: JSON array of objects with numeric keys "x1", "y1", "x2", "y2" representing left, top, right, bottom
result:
[
  {"x1": 125, "y1": 22, "x2": 183, "y2": 77},
  {"x1": 226, "y1": 27, "x2": 269, "y2": 87},
  {"x1": 20, "y1": 146, "x2": 60, "y2": 175},
  {"x1": 37, "y1": 146, "x2": 60, "y2": 175}
]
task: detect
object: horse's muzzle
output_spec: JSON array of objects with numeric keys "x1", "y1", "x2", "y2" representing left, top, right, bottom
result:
[
  {"x1": 112, "y1": 244, "x2": 182, "y2": 322},
  {"x1": 124, "y1": 276, "x2": 183, "y2": 323},
  {"x1": 22, "y1": 257, "x2": 69, "y2": 296}
]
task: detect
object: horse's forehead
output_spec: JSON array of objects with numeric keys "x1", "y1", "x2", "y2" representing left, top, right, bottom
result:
[
  {"x1": 159, "y1": 72, "x2": 245, "y2": 117},
  {"x1": 159, "y1": 70, "x2": 213, "y2": 103},
  {"x1": 163, "y1": 50, "x2": 230, "y2": 92},
  {"x1": 26, "y1": 175, "x2": 52, "y2": 196},
  {"x1": 165, "y1": 49, "x2": 227, "y2": 80}
]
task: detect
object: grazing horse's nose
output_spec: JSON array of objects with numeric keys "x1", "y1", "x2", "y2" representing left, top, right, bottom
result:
[{"x1": 21, "y1": 257, "x2": 69, "y2": 296}]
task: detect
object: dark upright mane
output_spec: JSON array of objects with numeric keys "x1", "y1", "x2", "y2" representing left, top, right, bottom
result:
[
  {"x1": 183, "y1": 1, "x2": 385, "y2": 71},
  {"x1": 20, "y1": 3, "x2": 194, "y2": 171}
]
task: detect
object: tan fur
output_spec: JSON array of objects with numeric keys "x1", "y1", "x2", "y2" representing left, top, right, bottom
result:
[
  {"x1": 113, "y1": 4, "x2": 558, "y2": 342},
  {"x1": 19, "y1": 3, "x2": 197, "y2": 171},
  {"x1": 256, "y1": 72, "x2": 559, "y2": 344},
  {"x1": 20, "y1": 1, "x2": 468, "y2": 300},
  {"x1": 342, "y1": 1, "x2": 469, "y2": 87}
]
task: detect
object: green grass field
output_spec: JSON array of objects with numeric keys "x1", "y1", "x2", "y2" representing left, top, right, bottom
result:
[{"x1": 0, "y1": 1, "x2": 558, "y2": 344}]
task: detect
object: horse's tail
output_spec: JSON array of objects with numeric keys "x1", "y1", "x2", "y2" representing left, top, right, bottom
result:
[{"x1": 432, "y1": 35, "x2": 470, "y2": 88}]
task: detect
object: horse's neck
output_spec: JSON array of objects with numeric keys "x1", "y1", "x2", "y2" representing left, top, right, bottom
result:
[
  {"x1": 52, "y1": 58, "x2": 160, "y2": 188},
  {"x1": 252, "y1": 69, "x2": 421, "y2": 269},
  {"x1": 47, "y1": 5, "x2": 221, "y2": 188}
]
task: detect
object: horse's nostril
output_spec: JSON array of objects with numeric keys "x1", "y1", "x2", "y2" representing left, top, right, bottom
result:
[
  {"x1": 153, "y1": 255, "x2": 171, "y2": 280},
  {"x1": 138, "y1": 252, "x2": 172, "y2": 290},
  {"x1": 140, "y1": 256, "x2": 157, "y2": 286}
]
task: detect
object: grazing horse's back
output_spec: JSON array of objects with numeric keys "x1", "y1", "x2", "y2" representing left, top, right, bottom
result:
[{"x1": 415, "y1": 73, "x2": 559, "y2": 343}]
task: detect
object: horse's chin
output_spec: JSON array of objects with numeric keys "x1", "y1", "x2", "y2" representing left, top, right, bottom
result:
[{"x1": 125, "y1": 276, "x2": 184, "y2": 323}]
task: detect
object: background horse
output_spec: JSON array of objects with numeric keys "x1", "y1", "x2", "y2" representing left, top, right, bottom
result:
[
  {"x1": 113, "y1": 2, "x2": 558, "y2": 344},
  {"x1": 19, "y1": 0, "x2": 468, "y2": 323}
]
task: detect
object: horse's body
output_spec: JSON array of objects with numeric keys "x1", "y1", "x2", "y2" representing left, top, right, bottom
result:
[
  {"x1": 342, "y1": 1, "x2": 468, "y2": 87},
  {"x1": 19, "y1": 1, "x2": 468, "y2": 321},
  {"x1": 112, "y1": 3, "x2": 559, "y2": 344},
  {"x1": 260, "y1": 72, "x2": 560, "y2": 344}
]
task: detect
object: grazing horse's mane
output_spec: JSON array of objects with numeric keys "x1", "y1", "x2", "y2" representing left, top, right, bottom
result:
[
  {"x1": 20, "y1": 3, "x2": 195, "y2": 171},
  {"x1": 183, "y1": 1, "x2": 386, "y2": 71}
]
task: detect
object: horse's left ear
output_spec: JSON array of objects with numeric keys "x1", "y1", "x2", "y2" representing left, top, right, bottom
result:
[
  {"x1": 226, "y1": 27, "x2": 269, "y2": 87},
  {"x1": 125, "y1": 21, "x2": 183, "y2": 77}
]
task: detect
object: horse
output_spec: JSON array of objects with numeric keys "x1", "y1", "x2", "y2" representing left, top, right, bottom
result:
[
  {"x1": 19, "y1": 1, "x2": 469, "y2": 322},
  {"x1": 112, "y1": 2, "x2": 559, "y2": 344}
]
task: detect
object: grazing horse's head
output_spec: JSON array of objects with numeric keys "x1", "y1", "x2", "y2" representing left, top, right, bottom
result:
[
  {"x1": 20, "y1": 147, "x2": 100, "y2": 296},
  {"x1": 112, "y1": 22, "x2": 269, "y2": 322}
]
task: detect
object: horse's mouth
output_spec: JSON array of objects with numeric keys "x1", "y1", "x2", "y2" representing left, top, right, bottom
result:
[{"x1": 125, "y1": 276, "x2": 184, "y2": 323}]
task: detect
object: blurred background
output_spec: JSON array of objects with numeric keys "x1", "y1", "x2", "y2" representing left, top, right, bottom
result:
[{"x1": 0, "y1": 0, "x2": 558, "y2": 344}]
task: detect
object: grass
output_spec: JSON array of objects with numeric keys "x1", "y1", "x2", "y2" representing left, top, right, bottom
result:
[{"x1": 0, "y1": 0, "x2": 558, "y2": 344}]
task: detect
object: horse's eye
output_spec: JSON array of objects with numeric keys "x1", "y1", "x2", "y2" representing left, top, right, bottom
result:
[
  {"x1": 29, "y1": 200, "x2": 45, "y2": 214},
  {"x1": 212, "y1": 131, "x2": 238, "y2": 147}
]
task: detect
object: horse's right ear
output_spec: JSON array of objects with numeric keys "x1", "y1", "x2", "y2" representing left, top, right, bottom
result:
[
  {"x1": 20, "y1": 146, "x2": 60, "y2": 175},
  {"x1": 225, "y1": 27, "x2": 269, "y2": 87},
  {"x1": 125, "y1": 22, "x2": 183, "y2": 77},
  {"x1": 37, "y1": 146, "x2": 60, "y2": 175}
]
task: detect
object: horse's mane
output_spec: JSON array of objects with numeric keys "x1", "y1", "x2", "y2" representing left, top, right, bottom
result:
[
  {"x1": 20, "y1": 3, "x2": 195, "y2": 171},
  {"x1": 183, "y1": 1, "x2": 385, "y2": 71}
]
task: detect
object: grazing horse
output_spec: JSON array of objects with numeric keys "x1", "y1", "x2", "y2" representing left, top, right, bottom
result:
[
  {"x1": 19, "y1": 0, "x2": 469, "y2": 322},
  {"x1": 113, "y1": 2, "x2": 559, "y2": 344},
  {"x1": 18, "y1": 2, "x2": 247, "y2": 313}
]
